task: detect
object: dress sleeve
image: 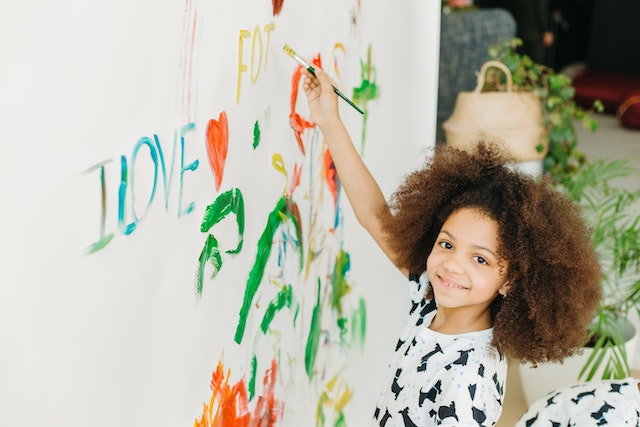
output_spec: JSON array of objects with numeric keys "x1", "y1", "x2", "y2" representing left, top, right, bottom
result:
[{"x1": 408, "y1": 271, "x2": 430, "y2": 305}]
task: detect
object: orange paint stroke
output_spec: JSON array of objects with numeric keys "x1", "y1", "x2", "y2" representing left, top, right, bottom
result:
[
  {"x1": 194, "y1": 359, "x2": 283, "y2": 427},
  {"x1": 288, "y1": 55, "x2": 322, "y2": 154},
  {"x1": 205, "y1": 111, "x2": 229, "y2": 192}
]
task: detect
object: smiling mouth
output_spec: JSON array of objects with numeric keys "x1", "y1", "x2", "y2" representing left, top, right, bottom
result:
[{"x1": 438, "y1": 276, "x2": 468, "y2": 290}]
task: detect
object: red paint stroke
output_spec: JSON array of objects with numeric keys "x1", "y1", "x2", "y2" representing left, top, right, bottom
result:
[
  {"x1": 180, "y1": 0, "x2": 199, "y2": 122},
  {"x1": 194, "y1": 359, "x2": 283, "y2": 427},
  {"x1": 288, "y1": 55, "x2": 322, "y2": 155},
  {"x1": 323, "y1": 148, "x2": 339, "y2": 207},
  {"x1": 272, "y1": 0, "x2": 284, "y2": 16},
  {"x1": 250, "y1": 359, "x2": 283, "y2": 426},
  {"x1": 286, "y1": 163, "x2": 301, "y2": 199},
  {"x1": 205, "y1": 111, "x2": 229, "y2": 192}
]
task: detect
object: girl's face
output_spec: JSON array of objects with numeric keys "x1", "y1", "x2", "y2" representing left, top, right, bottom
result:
[{"x1": 426, "y1": 207, "x2": 509, "y2": 322}]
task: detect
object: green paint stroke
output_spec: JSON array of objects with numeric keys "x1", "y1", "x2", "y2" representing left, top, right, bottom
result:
[
  {"x1": 200, "y1": 188, "x2": 245, "y2": 254},
  {"x1": 260, "y1": 285, "x2": 293, "y2": 333},
  {"x1": 316, "y1": 391, "x2": 329, "y2": 427},
  {"x1": 305, "y1": 279, "x2": 322, "y2": 380},
  {"x1": 196, "y1": 188, "x2": 245, "y2": 295},
  {"x1": 352, "y1": 297, "x2": 367, "y2": 349},
  {"x1": 197, "y1": 234, "x2": 222, "y2": 294},
  {"x1": 234, "y1": 196, "x2": 303, "y2": 344},
  {"x1": 248, "y1": 354, "x2": 257, "y2": 401},
  {"x1": 294, "y1": 304, "x2": 300, "y2": 328},
  {"x1": 337, "y1": 317, "x2": 348, "y2": 345},
  {"x1": 252, "y1": 120, "x2": 261, "y2": 149},
  {"x1": 334, "y1": 412, "x2": 347, "y2": 427},
  {"x1": 331, "y1": 250, "x2": 352, "y2": 315},
  {"x1": 84, "y1": 161, "x2": 115, "y2": 254},
  {"x1": 352, "y1": 44, "x2": 380, "y2": 155},
  {"x1": 331, "y1": 250, "x2": 351, "y2": 344}
]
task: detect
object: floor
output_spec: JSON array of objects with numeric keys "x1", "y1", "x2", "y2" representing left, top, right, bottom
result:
[{"x1": 496, "y1": 113, "x2": 640, "y2": 426}]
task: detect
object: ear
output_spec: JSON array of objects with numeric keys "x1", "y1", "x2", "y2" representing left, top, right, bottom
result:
[{"x1": 498, "y1": 281, "x2": 510, "y2": 297}]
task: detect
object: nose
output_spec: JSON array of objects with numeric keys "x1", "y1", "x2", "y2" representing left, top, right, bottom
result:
[{"x1": 442, "y1": 253, "x2": 465, "y2": 275}]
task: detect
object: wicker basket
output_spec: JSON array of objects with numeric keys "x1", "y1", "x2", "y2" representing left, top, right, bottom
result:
[{"x1": 443, "y1": 61, "x2": 547, "y2": 161}]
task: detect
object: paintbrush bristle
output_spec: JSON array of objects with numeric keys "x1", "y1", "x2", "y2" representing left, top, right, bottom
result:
[{"x1": 282, "y1": 44, "x2": 295, "y2": 58}]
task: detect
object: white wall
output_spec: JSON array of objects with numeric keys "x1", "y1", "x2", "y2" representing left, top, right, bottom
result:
[{"x1": 0, "y1": 1, "x2": 440, "y2": 425}]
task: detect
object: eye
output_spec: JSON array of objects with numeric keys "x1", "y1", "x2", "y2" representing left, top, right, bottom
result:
[
  {"x1": 473, "y1": 255, "x2": 488, "y2": 265},
  {"x1": 438, "y1": 240, "x2": 453, "y2": 250}
]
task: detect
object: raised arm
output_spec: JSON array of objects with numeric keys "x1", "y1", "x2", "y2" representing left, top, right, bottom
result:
[{"x1": 301, "y1": 68, "x2": 406, "y2": 276}]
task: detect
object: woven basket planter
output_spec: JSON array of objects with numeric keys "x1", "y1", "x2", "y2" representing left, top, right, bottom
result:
[{"x1": 443, "y1": 61, "x2": 547, "y2": 162}]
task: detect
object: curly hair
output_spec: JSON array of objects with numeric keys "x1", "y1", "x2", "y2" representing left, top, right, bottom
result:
[{"x1": 379, "y1": 142, "x2": 602, "y2": 365}]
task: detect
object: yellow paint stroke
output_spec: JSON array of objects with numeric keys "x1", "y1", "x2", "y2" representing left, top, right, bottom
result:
[{"x1": 272, "y1": 153, "x2": 287, "y2": 196}]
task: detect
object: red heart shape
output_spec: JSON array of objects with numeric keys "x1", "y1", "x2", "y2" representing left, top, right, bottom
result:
[{"x1": 205, "y1": 111, "x2": 229, "y2": 192}]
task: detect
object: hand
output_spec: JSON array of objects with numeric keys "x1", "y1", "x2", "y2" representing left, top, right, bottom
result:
[{"x1": 301, "y1": 68, "x2": 340, "y2": 128}]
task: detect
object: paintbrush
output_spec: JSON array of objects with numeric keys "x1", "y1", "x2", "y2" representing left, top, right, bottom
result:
[{"x1": 282, "y1": 44, "x2": 364, "y2": 115}]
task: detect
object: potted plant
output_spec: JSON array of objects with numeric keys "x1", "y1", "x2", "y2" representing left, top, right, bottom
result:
[
  {"x1": 519, "y1": 157, "x2": 640, "y2": 405},
  {"x1": 484, "y1": 38, "x2": 604, "y2": 179},
  {"x1": 557, "y1": 157, "x2": 640, "y2": 380}
]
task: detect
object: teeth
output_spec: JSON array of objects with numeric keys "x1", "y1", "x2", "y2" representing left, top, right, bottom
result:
[{"x1": 443, "y1": 279, "x2": 466, "y2": 289}]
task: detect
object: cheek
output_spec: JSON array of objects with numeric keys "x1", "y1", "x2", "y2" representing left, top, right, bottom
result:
[{"x1": 425, "y1": 252, "x2": 439, "y2": 271}]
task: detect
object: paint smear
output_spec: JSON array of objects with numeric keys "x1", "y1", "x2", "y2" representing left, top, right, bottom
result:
[
  {"x1": 193, "y1": 360, "x2": 250, "y2": 427},
  {"x1": 260, "y1": 285, "x2": 293, "y2": 333},
  {"x1": 350, "y1": 0, "x2": 361, "y2": 30},
  {"x1": 180, "y1": 0, "x2": 201, "y2": 122},
  {"x1": 315, "y1": 372, "x2": 353, "y2": 427},
  {"x1": 197, "y1": 188, "x2": 245, "y2": 294},
  {"x1": 331, "y1": 250, "x2": 351, "y2": 315},
  {"x1": 272, "y1": 0, "x2": 284, "y2": 16},
  {"x1": 194, "y1": 358, "x2": 283, "y2": 427},
  {"x1": 234, "y1": 196, "x2": 303, "y2": 344},
  {"x1": 352, "y1": 297, "x2": 367, "y2": 349},
  {"x1": 352, "y1": 45, "x2": 380, "y2": 155},
  {"x1": 250, "y1": 359, "x2": 283, "y2": 426},
  {"x1": 83, "y1": 161, "x2": 115, "y2": 253},
  {"x1": 305, "y1": 279, "x2": 322, "y2": 380},
  {"x1": 288, "y1": 56, "x2": 322, "y2": 154},
  {"x1": 205, "y1": 111, "x2": 229, "y2": 192},
  {"x1": 323, "y1": 148, "x2": 339, "y2": 208},
  {"x1": 329, "y1": 43, "x2": 346, "y2": 83},
  {"x1": 248, "y1": 355, "x2": 257, "y2": 400},
  {"x1": 197, "y1": 234, "x2": 222, "y2": 294},
  {"x1": 252, "y1": 120, "x2": 261, "y2": 149}
]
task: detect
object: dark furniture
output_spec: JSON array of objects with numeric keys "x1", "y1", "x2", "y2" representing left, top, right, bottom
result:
[{"x1": 437, "y1": 8, "x2": 517, "y2": 142}]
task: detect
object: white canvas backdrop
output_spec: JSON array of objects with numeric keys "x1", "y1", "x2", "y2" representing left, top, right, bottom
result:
[{"x1": 0, "y1": 1, "x2": 440, "y2": 425}]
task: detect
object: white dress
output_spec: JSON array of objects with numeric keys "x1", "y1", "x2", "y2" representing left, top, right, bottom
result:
[{"x1": 372, "y1": 272, "x2": 508, "y2": 426}]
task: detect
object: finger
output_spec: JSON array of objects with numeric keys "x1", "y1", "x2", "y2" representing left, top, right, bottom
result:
[{"x1": 315, "y1": 68, "x2": 336, "y2": 93}]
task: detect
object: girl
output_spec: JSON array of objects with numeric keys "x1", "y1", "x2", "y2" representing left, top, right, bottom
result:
[{"x1": 301, "y1": 68, "x2": 601, "y2": 426}]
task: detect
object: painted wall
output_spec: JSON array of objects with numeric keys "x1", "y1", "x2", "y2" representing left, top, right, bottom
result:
[{"x1": 0, "y1": 1, "x2": 440, "y2": 425}]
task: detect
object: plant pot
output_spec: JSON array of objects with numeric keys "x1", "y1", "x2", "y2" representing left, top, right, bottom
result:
[
  {"x1": 444, "y1": 61, "x2": 548, "y2": 163},
  {"x1": 517, "y1": 318, "x2": 638, "y2": 407},
  {"x1": 510, "y1": 158, "x2": 544, "y2": 177}
]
